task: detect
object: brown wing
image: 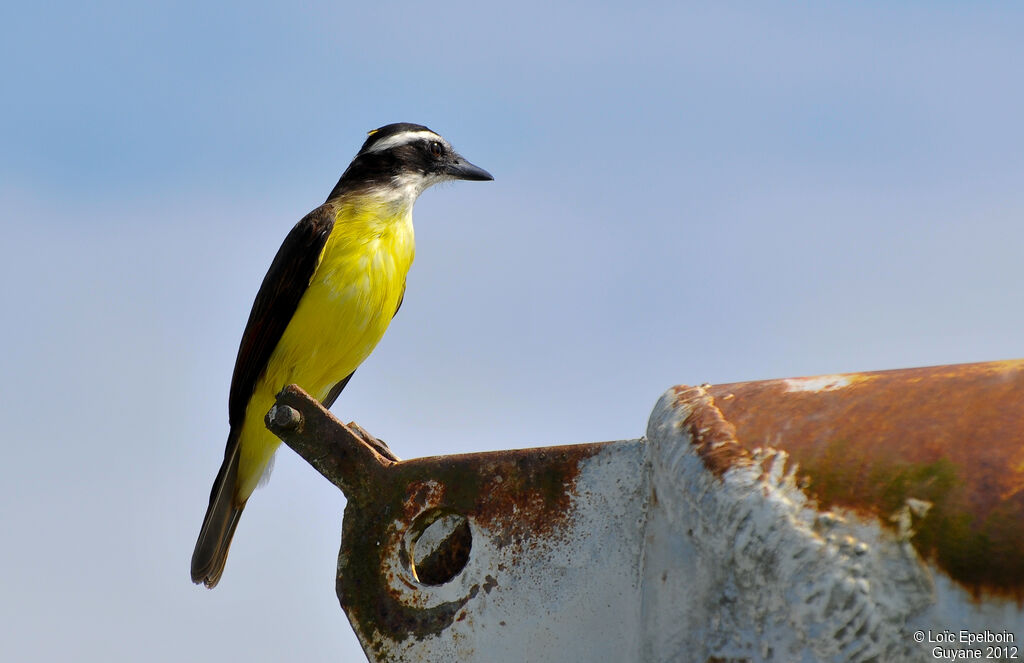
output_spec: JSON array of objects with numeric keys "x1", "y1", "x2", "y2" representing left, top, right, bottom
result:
[{"x1": 227, "y1": 205, "x2": 335, "y2": 428}]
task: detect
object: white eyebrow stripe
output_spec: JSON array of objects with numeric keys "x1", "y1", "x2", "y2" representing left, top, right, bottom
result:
[{"x1": 363, "y1": 130, "x2": 442, "y2": 154}]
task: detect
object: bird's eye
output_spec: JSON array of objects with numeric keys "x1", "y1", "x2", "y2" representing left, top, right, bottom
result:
[{"x1": 429, "y1": 141, "x2": 443, "y2": 157}]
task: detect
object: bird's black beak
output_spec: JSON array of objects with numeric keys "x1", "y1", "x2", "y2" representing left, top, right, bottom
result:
[{"x1": 446, "y1": 155, "x2": 494, "y2": 181}]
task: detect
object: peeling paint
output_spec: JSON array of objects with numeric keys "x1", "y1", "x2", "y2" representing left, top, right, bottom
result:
[
  {"x1": 783, "y1": 374, "x2": 863, "y2": 392},
  {"x1": 645, "y1": 394, "x2": 935, "y2": 662},
  {"x1": 704, "y1": 360, "x2": 1024, "y2": 602},
  {"x1": 646, "y1": 381, "x2": 1024, "y2": 662}
]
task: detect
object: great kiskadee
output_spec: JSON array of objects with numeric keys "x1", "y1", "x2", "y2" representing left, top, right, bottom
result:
[{"x1": 191, "y1": 123, "x2": 492, "y2": 588}]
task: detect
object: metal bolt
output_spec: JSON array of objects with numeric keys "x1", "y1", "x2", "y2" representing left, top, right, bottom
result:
[{"x1": 268, "y1": 404, "x2": 302, "y2": 432}]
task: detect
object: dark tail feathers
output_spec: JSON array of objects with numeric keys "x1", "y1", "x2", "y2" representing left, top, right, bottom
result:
[{"x1": 192, "y1": 437, "x2": 246, "y2": 588}]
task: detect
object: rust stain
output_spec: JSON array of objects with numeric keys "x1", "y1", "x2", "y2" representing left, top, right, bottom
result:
[
  {"x1": 271, "y1": 385, "x2": 612, "y2": 655},
  {"x1": 672, "y1": 385, "x2": 750, "y2": 478},
  {"x1": 336, "y1": 442, "x2": 607, "y2": 653},
  {"x1": 400, "y1": 445, "x2": 600, "y2": 542},
  {"x1": 698, "y1": 359, "x2": 1024, "y2": 603}
]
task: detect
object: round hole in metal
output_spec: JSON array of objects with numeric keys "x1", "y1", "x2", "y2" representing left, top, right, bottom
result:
[{"x1": 408, "y1": 509, "x2": 472, "y2": 586}]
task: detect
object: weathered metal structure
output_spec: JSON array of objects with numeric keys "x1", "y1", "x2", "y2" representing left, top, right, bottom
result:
[{"x1": 267, "y1": 360, "x2": 1024, "y2": 662}]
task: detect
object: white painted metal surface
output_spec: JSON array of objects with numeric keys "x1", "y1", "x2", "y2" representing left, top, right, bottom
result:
[
  {"x1": 366, "y1": 440, "x2": 649, "y2": 661},
  {"x1": 644, "y1": 389, "x2": 1021, "y2": 662}
]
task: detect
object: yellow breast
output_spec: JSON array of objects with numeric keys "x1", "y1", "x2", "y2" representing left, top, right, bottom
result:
[{"x1": 236, "y1": 199, "x2": 415, "y2": 499}]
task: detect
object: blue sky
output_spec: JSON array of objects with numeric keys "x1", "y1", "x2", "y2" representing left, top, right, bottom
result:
[{"x1": 2, "y1": 2, "x2": 1023, "y2": 661}]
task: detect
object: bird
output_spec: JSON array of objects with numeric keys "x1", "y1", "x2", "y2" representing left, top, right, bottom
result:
[{"x1": 191, "y1": 123, "x2": 493, "y2": 588}]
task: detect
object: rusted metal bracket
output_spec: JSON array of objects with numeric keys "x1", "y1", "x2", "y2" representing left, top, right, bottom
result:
[
  {"x1": 267, "y1": 386, "x2": 398, "y2": 499},
  {"x1": 267, "y1": 361, "x2": 1024, "y2": 663},
  {"x1": 266, "y1": 384, "x2": 645, "y2": 661}
]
